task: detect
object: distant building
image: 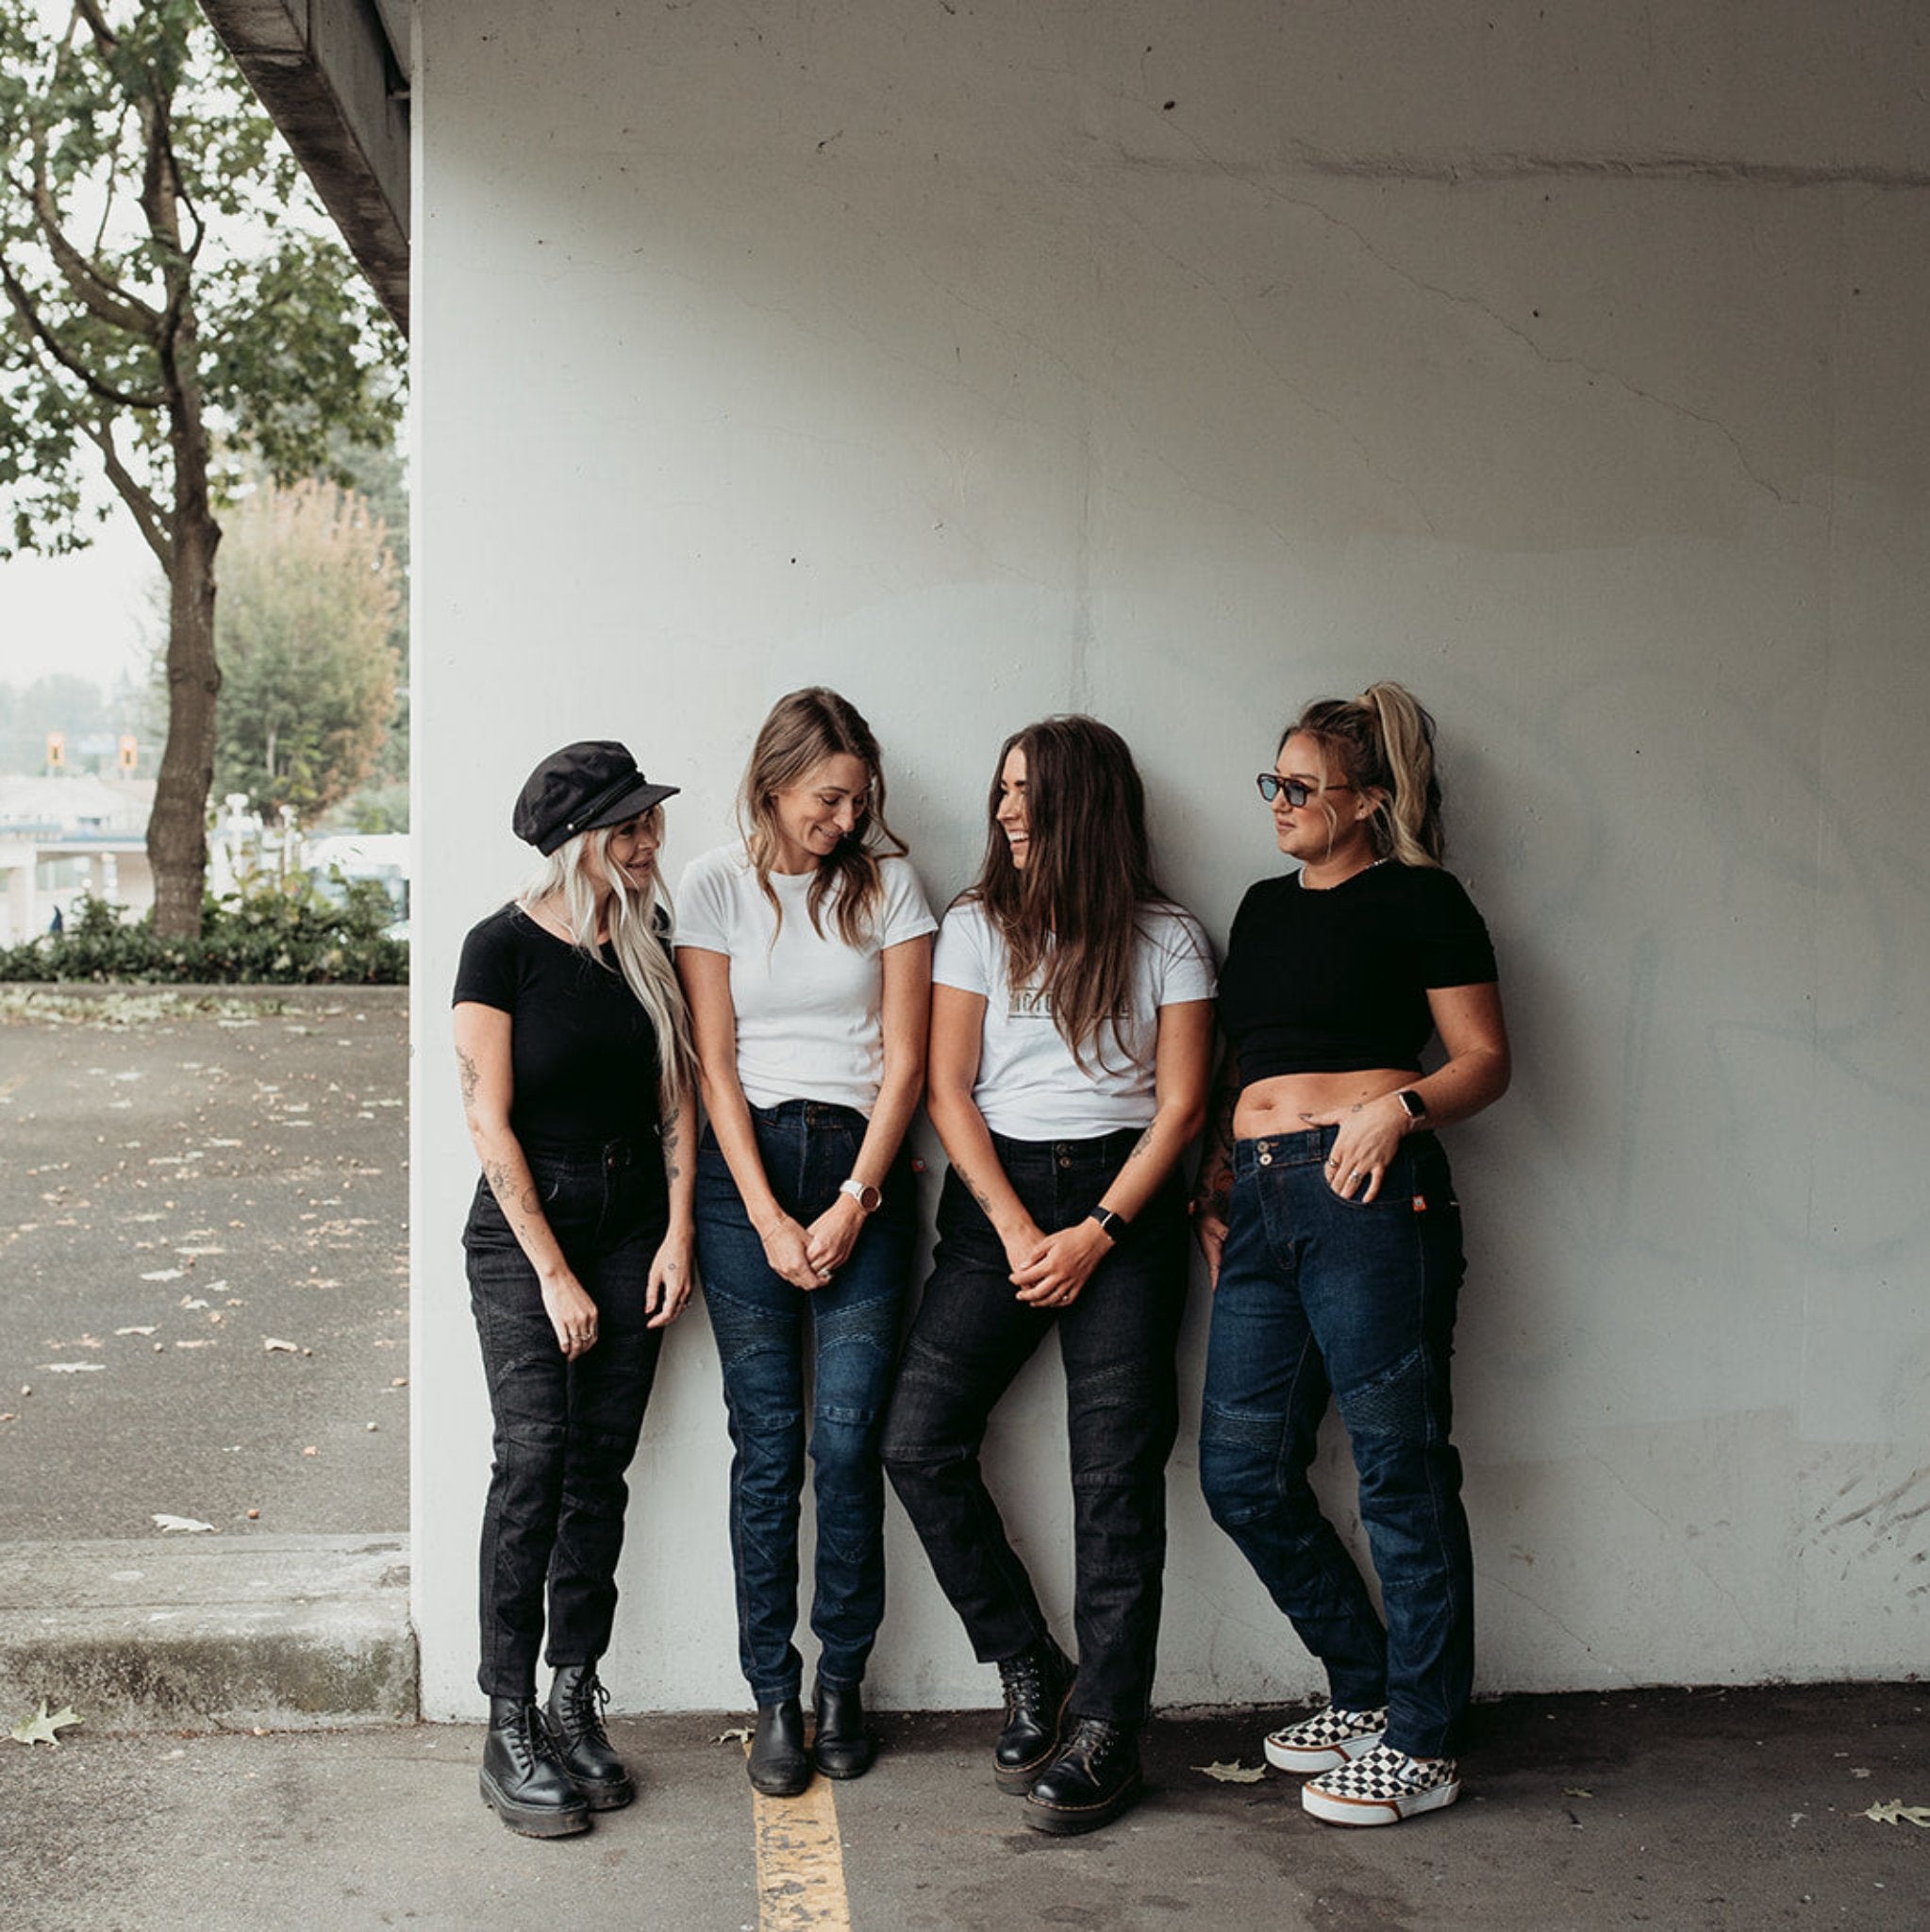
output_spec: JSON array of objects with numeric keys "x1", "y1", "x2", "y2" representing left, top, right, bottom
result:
[{"x1": 0, "y1": 773, "x2": 155, "y2": 945}]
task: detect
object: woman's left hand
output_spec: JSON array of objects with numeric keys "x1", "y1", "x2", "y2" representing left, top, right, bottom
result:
[
  {"x1": 804, "y1": 1194, "x2": 866, "y2": 1282},
  {"x1": 645, "y1": 1226, "x2": 696, "y2": 1327},
  {"x1": 1011, "y1": 1221, "x2": 1111, "y2": 1309},
  {"x1": 1300, "y1": 1093, "x2": 1408, "y2": 1204}
]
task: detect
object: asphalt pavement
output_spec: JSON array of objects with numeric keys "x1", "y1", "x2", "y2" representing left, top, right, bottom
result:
[{"x1": 0, "y1": 986, "x2": 409, "y2": 1540}]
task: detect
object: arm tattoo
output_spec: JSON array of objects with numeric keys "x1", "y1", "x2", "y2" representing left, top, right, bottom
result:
[
  {"x1": 456, "y1": 1047, "x2": 480, "y2": 1117},
  {"x1": 661, "y1": 1118, "x2": 682, "y2": 1185},
  {"x1": 1123, "y1": 1125, "x2": 1155, "y2": 1165}
]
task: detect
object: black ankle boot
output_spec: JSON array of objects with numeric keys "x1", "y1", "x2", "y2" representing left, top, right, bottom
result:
[
  {"x1": 992, "y1": 1640, "x2": 1074, "y2": 1793},
  {"x1": 480, "y1": 1694, "x2": 591, "y2": 1838},
  {"x1": 748, "y1": 1696, "x2": 811, "y2": 1796},
  {"x1": 811, "y1": 1678, "x2": 875, "y2": 1780},
  {"x1": 544, "y1": 1663, "x2": 633, "y2": 1810},
  {"x1": 1023, "y1": 1716, "x2": 1142, "y2": 1835}
]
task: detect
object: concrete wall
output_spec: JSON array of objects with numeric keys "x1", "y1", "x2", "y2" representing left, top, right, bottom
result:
[{"x1": 408, "y1": 1, "x2": 1930, "y2": 1719}]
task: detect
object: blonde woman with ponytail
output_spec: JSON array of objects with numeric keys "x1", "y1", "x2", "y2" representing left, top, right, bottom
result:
[
  {"x1": 453, "y1": 741, "x2": 698, "y2": 1839},
  {"x1": 1194, "y1": 682, "x2": 1510, "y2": 1830}
]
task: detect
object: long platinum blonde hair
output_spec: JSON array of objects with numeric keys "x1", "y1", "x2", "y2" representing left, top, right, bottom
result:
[{"x1": 517, "y1": 808, "x2": 696, "y2": 1114}]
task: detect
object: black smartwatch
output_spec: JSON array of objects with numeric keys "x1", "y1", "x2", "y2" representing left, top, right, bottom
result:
[
  {"x1": 1395, "y1": 1089, "x2": 1428, "y2": 1124},
  {"x1": 1088, "y1": 1206, "x2": 1129, "y2": 1241}
]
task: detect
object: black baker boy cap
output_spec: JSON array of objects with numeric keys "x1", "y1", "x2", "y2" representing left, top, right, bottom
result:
[{"x1": 513, "y1": 741, "x2": 680, "y2": 856}]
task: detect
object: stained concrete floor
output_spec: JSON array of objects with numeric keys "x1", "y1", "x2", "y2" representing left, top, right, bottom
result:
[{"x1": 5, "y1": 1687, "x2": 1927, "y2": 1931}]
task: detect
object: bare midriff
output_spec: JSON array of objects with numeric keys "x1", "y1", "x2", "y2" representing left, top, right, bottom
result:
[{"x1": 1234, "y1": 1069, "x2": 1414, "y2": 1140}]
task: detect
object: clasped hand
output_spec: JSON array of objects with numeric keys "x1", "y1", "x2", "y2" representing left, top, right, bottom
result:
[{"x1": 1005, "y1": 1218, "x2": 1110, "y2": 1309}]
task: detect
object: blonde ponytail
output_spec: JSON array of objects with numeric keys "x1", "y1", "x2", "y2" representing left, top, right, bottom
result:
[{"x1": 1284, "y1": 682, "x2": 1445, "y2": 867}]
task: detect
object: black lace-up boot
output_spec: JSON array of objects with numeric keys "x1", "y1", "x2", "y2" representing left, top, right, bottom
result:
[
  {"x1": 1023, "y1": 1715, "x2": 1142, "y2": 1835},
  {"x1": 480, "y1": 1694, "x2": 591, "y2": 1838},
  {"x1": 992, "y1": 1639, "x2": 1075, "y2": 1793},
  {"x1": 544, "y1": 1664, "x2": 634, "y2": 1810}
]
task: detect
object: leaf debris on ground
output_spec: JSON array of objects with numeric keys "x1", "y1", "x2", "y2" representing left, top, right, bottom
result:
[
  {"x1": 1194, "y1": 1759, "x2": 1268, "y2": 1783},
  {"x1": 1864, "y1": 1799, "x2": 1930, "y2": 1826},
  {"x1": 11, "y1": 1700, "x2": 83, "y2": 1746},
  {"x1": 152, "y1": 1514, "x2": 215, "y2": 1534}
]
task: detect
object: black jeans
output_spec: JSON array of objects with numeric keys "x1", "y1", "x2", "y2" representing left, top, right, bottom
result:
[
  {"x1": 464, "y1": 1136, "x2": 669, "y2": 1699},
  {"x1": 881, "y1": 1131, "x2": 1189, "y2": 1726}
]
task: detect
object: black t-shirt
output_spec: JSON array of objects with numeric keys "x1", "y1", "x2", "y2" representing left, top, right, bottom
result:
[
  {"x1": 452, "y1": 904, "x2": 665, "y2": 1148},
  {"x1": 1217, "y1": 862, "x2": 1498, "y2": 1083}
]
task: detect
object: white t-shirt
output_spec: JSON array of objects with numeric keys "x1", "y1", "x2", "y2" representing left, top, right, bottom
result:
[
  {"x1": 932, "y1": 899, "x2": 1217, "y2": 1139},
  {"x1": 675, "y1": 842, "x2": 937, "y2": 1113}
]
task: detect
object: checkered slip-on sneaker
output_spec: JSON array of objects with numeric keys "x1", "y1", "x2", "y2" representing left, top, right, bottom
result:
[
  {"x1": 1262, "y1": 1705, "x2": 1389, "y2": 1774},
  {"x1": 1301, "y1": 1743, "x2": 1461, "y2": 1825}
]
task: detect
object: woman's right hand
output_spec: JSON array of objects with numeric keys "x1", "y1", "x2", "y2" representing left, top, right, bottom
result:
[
  {"x1": 1000, "y1": 1220, "x2": 1051, "y2": 1283},
  {"x1": 541, "y1": 1271, "x2": 601, "y2": 1357},
  {"x1": 760, "y1": 1214, "x2": 826, "y2": 1291}
]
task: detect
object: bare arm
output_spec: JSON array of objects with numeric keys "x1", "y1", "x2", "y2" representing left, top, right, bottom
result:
[
  {"x1": 1306, "y1": 981, "x2": 1512, "y2": 1203},
  {"x1": 674, "y1": 944, "x2": 821, "y2": 1291},
  {"x1": 804, "y1": 934, "x2": 934, "y2": 1274},
  {"x1": 1010, "y1": 998, "x2": 1215, "y2": 1307},
  {"x1": 1190, "y1": 1041, "x2": 1241, "y2": 1285},
  {"x1": 923, "y1": 982, "x2": 1049, "y2": 1273},
  {"x1": 453, "y1": 1000, "x2": 601, "y2": 1358},
  {"x1": 646, "y1": 1082, "x2": 698, "y2": 1326}
]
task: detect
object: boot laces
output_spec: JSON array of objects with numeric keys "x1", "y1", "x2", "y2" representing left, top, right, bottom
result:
[{"x1": 558, "y1": 1672, "x2": 611, "y2": 1746}]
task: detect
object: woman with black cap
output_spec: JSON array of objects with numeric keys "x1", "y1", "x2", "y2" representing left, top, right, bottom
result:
[{"x1": 453, "y1": 741, "x2": 698, "y2": 1838}]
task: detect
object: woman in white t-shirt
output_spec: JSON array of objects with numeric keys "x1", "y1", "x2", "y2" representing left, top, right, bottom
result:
[
  {"x1": 881, "y1": 715, "x2": 1215, "y2": 1837},
  {"x1": 675, "y1": 689, "x2": 935, "y2": 1797}
]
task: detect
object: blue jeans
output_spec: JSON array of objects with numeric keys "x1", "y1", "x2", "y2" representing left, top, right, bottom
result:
[
  {"x1": 1198, "y1": 1125, "x2": 1473, "y2": 1759},
  {"x1": 465, "y1": 1136, "x2": 669, "y2": 1698},
  {"x1": 695, "y1": 1101, "x2": 916, "y2": 1705},
  {"x1": 882, "y1": 1132, "x2": 1188, "y2": 1726}
]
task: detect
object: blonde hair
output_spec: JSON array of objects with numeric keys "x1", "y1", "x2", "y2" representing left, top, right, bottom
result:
[
  {"x1": 1282, "y1": 681, "x2": 1446, "y2": 868},
  {"x1": 738, "y1": 687, "x2": 908, "y2": 946},
  {"x1": 518, "y1": 808, "x2": 696, "y2": 1113}
]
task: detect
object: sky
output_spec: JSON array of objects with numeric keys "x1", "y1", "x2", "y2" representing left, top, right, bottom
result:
[{"x1": 0, "y1": 515, "x2": 159, "y2": 694}]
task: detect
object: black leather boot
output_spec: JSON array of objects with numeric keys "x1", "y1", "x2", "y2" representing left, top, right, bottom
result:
[
  {"x1": 480, "y1": 1694, "x2": 591, "y2": 1838},
  {"x1": 748, "y1": 1696, "x2": 811, "y2": 1796},
  {"x1": 1023, "y1": 1716, "x2": 1142, "y2": 1835},
  {"x1": 992, "y1": 1639, "x2": 1074, "y2": 1793},
  {"x1": 811, "y1": 1678, "x2": 875, "y2": 1780},
  {"x1": 544, "y1": 1664, "x2": 634, "y2": 1810}
]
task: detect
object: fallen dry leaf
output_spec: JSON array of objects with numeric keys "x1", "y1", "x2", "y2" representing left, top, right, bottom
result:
[
  {"x1": 263, "y1": 1339, "x2": 299, "y2": 1354},
  {"x1": 10, "y1": 1700, "x2": 83, "y2": 1747},
  {"x1": 152, "y1": 1514, "x2": 214, "y2": 1534},
  {"x1": 1194, "y1": 1760, "x2": 1268, "y2": 1784},
  {"x1": 41, "y1": 1362, "x2": 105, "y2": 1374},
  {"x1": 115, "y1": 1326, "x2": 158, "y2": 1337},
  {"x1": 713, "y1": 1726, "x2": 753, "y2": 1745},
  {"x1": 1864, "y1": 1799, "x2": 1930, "y2": 1827}
]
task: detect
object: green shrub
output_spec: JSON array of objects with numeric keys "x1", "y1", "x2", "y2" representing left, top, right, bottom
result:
[{"x1": 0, "y1": 876, "x2": 408, "y2": 985}]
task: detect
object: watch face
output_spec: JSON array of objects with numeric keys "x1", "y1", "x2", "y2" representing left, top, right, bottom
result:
[{"x1": 1399, "y1": 1090, "x2": 1427, "y2": 1120}]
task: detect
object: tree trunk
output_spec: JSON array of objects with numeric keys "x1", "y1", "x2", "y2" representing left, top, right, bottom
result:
[{"x1": 146, "y1": 291, "x2": 221, "y2": 939}]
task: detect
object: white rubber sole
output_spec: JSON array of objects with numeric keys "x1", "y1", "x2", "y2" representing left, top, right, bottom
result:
[
  {"x1": 1263, "y1": 1726, "x2": 1387, "y2": 1774},
  {"x1": 1301, "y1": 1774, "x2": 1460, "y2": 1827}
]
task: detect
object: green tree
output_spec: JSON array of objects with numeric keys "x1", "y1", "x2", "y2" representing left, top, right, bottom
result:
[
  {"x1": 211, "y1": 474, "x2": 398, "y2": 821},
  {"x1": 0, "y1": 1, "x2": 402, "y2": 933}
]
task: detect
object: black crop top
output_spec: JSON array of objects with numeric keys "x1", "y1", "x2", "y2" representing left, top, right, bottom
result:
[
  {"x1": 1216, "y1": 862, "x2": 1498, "y2": 1085},
  {"x1": 452, "y1": 905, "x2": 665, "y2": 1148}
]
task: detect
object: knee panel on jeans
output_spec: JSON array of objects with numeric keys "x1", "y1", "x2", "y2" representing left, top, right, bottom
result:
[
  {"x1": 1197, "y1": 1404, "x2": 1285, "y2": 1527},
  {"x1": 1333, "y1": 1345, "x2": 1440, "y2": 1447}
]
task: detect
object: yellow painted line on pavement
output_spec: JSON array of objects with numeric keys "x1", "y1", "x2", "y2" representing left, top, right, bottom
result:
[{"x1": 749, "y1": 1759, "x2": 852, "y2": 1931}]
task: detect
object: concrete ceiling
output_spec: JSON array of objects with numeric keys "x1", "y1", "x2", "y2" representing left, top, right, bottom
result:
[{"x1": 198, "y1": 0, "x2": 411, "y2": 334}]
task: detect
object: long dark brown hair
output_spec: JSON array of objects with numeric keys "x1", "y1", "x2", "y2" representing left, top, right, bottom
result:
[
  {"x1": 1285, "y1": 681, "x2": 1445, "y2": 866},
  {"x1": 740, "y1": 687, "x2": 909, "y2": 945},
  {"x1": 965, "y1": 715, "x2": 1173, "y2": 1071}
]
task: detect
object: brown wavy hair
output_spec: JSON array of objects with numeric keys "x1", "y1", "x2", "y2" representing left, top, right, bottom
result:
[
  {"x1": 964, "y1": 715, "x2": 1178, "y2": 1072},
  {"x1": 739, "y1": 687, "x2": 908, "y2": 945},
  {"x1": 1282, "y1": 681, "x2": 1445, "y2": 867}
]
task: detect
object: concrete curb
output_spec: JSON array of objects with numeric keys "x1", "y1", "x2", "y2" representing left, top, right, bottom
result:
[{"x1": 0, "y1": 1534, "x2": 417, "y2": 1733}]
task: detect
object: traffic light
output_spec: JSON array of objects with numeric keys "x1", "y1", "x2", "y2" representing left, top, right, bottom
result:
[
  {"x1": 119, "y1": 735, "x2": 138, "y2": 773},
  {"x1": 45, "y1": 731, "x2": 64, "y2": 770}
]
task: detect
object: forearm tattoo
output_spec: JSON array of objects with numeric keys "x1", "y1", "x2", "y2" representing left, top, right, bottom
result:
[
  {"x1": 456, "y1": 1046, "x2": 480, "y2": 1117},
  {"x1": 661, "y1": 1117, "x2": 682, "y2": 1185}
]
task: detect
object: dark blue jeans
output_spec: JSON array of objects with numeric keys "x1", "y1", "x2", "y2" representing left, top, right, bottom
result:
[
  {"x1": 882, "y1": 1132, "x2": 1189, "y2": 1727},
  {"x1": 464, "y1": 1136, "x2": 669, "y2": 1698},
  {"x1": 695, "y1": 1101, "x2": 916, "y2": 1706},
  {"x1": 1198, "y1": 1124, "x2": 1473, "y2": 1759}
]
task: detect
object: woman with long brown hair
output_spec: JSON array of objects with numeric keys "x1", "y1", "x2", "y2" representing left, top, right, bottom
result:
[
  {"x1": 882, "y1": 715, "x2": 1214, "y2": 1835},
  {"x1": 1195, "y1": 681, "x2": 1509, "y2": 1828},
  {"x1": 676, "y1": 689, "x2": 935, "y2": 1795}
]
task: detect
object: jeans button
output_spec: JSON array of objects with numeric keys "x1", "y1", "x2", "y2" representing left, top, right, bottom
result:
[{"x1": 1258, "y1": 1150, "x2": 1272, "y2": 1167}]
